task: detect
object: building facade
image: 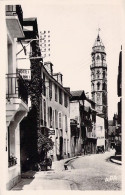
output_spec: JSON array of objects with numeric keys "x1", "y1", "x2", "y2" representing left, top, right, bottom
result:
[
  {"x1": 70, "y1": 90, "x2": 105, "y2": 156},
  {"x1": 41, "y1": 62, "x2": 71, "y2": 160},
  {"x1": 17, "y1": 17, "x2": 53, "y2": 172},
  {"x1": 5, "y1": 5, "x2": 29, "y2": 190},
  {"x1": 70, "y1": 91, "x2": 85, "y2": 156}
]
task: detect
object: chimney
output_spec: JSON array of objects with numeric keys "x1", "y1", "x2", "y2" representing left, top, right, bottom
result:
[
  {"x1": 44, "y1": 61, "x2": 53, "y2": 75},
  {"x1": 53, "y1": 72, "x2": 63, "y2": 85}
]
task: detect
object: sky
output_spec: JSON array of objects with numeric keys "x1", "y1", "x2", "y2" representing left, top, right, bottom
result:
[{"x1": 19, "y1": 0, "x2": 123, "y2": 120}]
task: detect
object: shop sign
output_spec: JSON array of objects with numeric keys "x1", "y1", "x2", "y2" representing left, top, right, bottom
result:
[{"x1": 48, "y1": 129, "x2": 55, "y2": 135}]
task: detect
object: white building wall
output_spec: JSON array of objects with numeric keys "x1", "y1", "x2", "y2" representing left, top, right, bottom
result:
[
  {"x1": 41, "y1": 69, "x2": 71, "y2": 160},
  {"x1": 96, "y1": 115, "x2": 105, "y2": 148},
  {"x1": 70, "y1": 101, "x2": 82, "y2": 156},
  {"x1": 5, "y1": 10, "x2": 29, "y2": 189}
]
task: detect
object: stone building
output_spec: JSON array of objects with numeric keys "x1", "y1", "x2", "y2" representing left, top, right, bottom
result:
[
  {"x1": 5, "y1": 5, "x2": 29, "y2": 189},
  {"x1": 70, "y1": 91, "x2": 100, "y2": 156},
  {"x1": 90, "y1": 33, "x2": 108, "y2": 150},
  {"x1": 41, "y1": 62, "x2": 71, "y2": 160},
  {"x1": 70, "y1": 91, "x2": 85, "y2": 156}
]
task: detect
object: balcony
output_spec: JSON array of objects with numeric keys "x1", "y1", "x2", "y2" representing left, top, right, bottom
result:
[
  {"x1": 6, "y1": 73, "x2": 28, "y2": 104},
  {"x1": 6, "y1": 5, "x2": 24, "y2": 38}
]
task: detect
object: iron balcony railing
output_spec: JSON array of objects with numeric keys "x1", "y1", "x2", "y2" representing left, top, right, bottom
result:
[
  {"x1": 6, "y1": 73, "x2": 28, "y2": 104},
  {"x1": 6, "y1": 5, "x2": 23, "y2": 27}
]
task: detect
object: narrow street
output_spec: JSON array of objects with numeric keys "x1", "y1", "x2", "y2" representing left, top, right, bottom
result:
[{"x1": 12, "y1": 149, "x2": 121, "y2": 190}]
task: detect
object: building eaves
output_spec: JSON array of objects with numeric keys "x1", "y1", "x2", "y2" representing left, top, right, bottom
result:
[{"x1": 41, "y1": 62, "x2": 72, "y2": 97}]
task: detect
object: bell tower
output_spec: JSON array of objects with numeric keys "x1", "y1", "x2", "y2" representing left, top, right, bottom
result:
[{"x1": 90, "y1": 33, "x2": 108, "y2": 118}]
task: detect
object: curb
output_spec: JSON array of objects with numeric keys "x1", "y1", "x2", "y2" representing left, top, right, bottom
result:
[
  {"x1": 110, "y1": 158, "x2": 122, "y2": 165},
  {"x1": 64, "y1": 156, "x2": 79, "y2": 169}
]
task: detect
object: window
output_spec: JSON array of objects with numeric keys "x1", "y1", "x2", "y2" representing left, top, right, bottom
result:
[
  {"x1": 64, "y1": 93, "x2": 68, "y2": 107},
  {"x1": 42, "y1": 73, "x2": 46, "y2": 96},
  {"x1": 49, "y1": 80, "x2": 52, "y2": 99},
  {"x1": 52, "y1": 110, "x2": 55, "y2": 129},
  {"x1": 59, "y1": 88, "x2": 62, "y2": 104},
  {"x1": 55, "y1": 110, "x2": 58, "y2": 128},
  {"x1": 96, "y1": 70, "x2": 100, "y2": 78},
  {"x1": 40, "y1": 97, "x2": 43, "y2": 125},
  {"x1": 92, "y1": 83, "x2": 94, "y2": 91},
  {"x1": 103, "y1": 82, "x2": 107, "y2": 90},
  {"x1": 8, "y1": 127, "x2": 17, "y2": 167},
  {"x1": 55, "y1": 84, "x2": 58, "y2": 102},
  {"x1": 65, "y1": 115, "x2": 68, "y2": 132},
  {"x1": 44, "y1": 100, "x2": 46, "y2": 126},
  {"x1": 59, "y1": 113, "x2": 62, "y2": 129},
  {"x1": 96, "y1": 55, "x2": 100, "y2": 60},
  {"x1": 64, "y1": 139, "x2": 66, "y2": 155},
  {"x1": 49, "y1": 107, "x2": 52, "y2": 128},
  {"x1": 97, "y1": 82, "x2": 100, "y2": 90},
  {"x1": 92, "y1": 93, "x2": 95, "y2": 102},
  {"x1": 103, "y1": 71, "x2": 105, "y2": 79},
  {"x1": 91, "y1": 71, "x2": 94, "y2": 79}
]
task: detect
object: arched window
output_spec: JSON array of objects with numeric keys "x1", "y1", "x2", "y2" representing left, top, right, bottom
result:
[
  {"x1": 103, "y1": 71, "x2": 105, "y2": 78},
  {"x1": 103, "y1": 82, "x2": 107, "y2": 90},
  {"x1": 91, "y1": 71, "x2": 94, "y2": 79},
  {"x1": 96, "y1": 55, "x2": 100, "y2": 60},
  {"x1": 97, "y1": 82, "x2": 100, "y2": 90},
  {"x1": 92, "y1": 83, "x2": 94, "y2": 91}
]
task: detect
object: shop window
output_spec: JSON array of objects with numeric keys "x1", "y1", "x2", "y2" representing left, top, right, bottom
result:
[{"x1": 8, "y1": 127, "x2": 17, "y2": 167}]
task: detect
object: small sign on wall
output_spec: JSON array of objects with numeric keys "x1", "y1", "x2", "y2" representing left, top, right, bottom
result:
[{"x1": 48, "y1": 129, "x2": 55, "y2": 135}]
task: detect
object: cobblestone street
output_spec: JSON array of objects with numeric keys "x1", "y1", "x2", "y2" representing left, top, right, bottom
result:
[{"x1": 12, "y1": 149, "x2": 121, "y2": 190}]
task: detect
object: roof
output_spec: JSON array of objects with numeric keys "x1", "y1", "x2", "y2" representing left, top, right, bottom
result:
[
  {"x1": 70, "y1": 90, "x2": 85, "y2": 100},
  {"x1": 85, "y1": 97, "x2": 96, "y2": 105},
  {"x1": 71, "y1": 90, "x2": 84, "y2": 97},
  {"x1": 23, "y1": 18, "x2": 37, "y2": 22},
  {"x1": 92, "y1": 34, "x2": 105, "y2": 50}
]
